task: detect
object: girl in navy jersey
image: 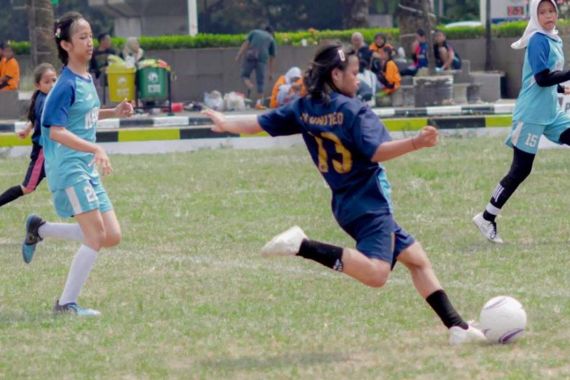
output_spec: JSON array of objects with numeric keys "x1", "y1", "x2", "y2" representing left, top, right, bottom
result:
[
  {"x1": 204, "y1": 42, "x2": 485, "y2": 345},
  {"x1": 0, "y1": 63, "x2": 56, "y2": 208}
]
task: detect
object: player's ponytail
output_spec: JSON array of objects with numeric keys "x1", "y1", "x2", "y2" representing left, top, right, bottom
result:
[
  {"x1": 27, "y1": 63, "x2": 56, "y2": 124},
  {"x1": 54, "y1": 11, "x2": 85, "y2": 65},
  {"x1": 303, "y1": 42, "x2": 356, "y2": 104}
]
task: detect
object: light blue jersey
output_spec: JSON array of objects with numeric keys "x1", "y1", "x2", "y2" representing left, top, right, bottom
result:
[
  {"x1": 41, "y1": 66, "x2": 100, "y2": 192},
  {"x1": 513, "y1": 32, "x2": 564, "y2": 125}
]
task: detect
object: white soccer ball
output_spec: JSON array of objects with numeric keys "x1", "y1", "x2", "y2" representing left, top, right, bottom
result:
[{"x1": 479, "y1": 296, "x2": 527, "y2": 344}]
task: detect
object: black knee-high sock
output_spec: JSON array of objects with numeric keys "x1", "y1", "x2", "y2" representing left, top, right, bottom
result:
[
  {"x1": 297, "y1": 240, "x2": 344, "y2": 272},
  {"x1": 0, "y1": 185, "x2": 24, "y2": 207},
  {"x1": 483, "y1": 147, "x2": 535, "y2": 222},
  {"x1": 426, "y1": 289, "x2": 468, "y2": 329}
]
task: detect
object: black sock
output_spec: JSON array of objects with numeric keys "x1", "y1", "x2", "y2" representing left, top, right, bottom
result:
[
  {"x1": 482, "y1": 210, "x2": 496, "y2": 222},
  {"x1": 0, "y1": 185, "x2": 24, "y2": 208},
  {"x1": 425, "y1": 289, "x2": 468, "y2": 329},
  {"x1": 297, "y1": 239, "x2": 344, "y2": 271}
]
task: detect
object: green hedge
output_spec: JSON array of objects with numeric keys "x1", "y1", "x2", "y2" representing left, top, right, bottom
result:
[{"x1": 11, "y1": 21, "x2": 570, "y2": 54}]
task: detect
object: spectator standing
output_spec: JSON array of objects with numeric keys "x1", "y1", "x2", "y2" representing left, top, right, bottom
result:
[
  {"x1": 433, "y1": 30, "x2": 462, "y2": 71},
  {"x1": 236, "y1": 26, "x2": 277, "y2": 110},
  {"x1": 121, "y1": 37, "x2": 144, "y2": 68},
  {"x1": 90, "y1": 33, "x2": 116, "y2": 79},
  {"x1": 0, "y1": 42, "x2": 20, "y2": 91}
]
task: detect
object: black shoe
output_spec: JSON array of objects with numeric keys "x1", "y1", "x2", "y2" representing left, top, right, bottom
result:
[{"x1": 22, "y1": 214, "x2": 45, "y2": 264}]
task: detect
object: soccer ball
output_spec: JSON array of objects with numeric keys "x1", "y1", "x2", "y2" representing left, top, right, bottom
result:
[{"x1": 479, "y1": 296, "x2": 527, "y2": 344}]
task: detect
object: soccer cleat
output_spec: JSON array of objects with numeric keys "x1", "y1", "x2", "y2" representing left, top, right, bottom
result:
[
  {"x1": 261, "y1": 226, "x2": 308, "y2": 257},
  {"x1": 472, "y1": 212, "x2": 504, "y2": 244},
  {"x1": 449, "y1": 323, "x2": 487, "y2": 346},
  {"x1": 53, "y1": 300, "x2": 101, "y2": 317},
  {"x1": 22, "y1": 214, "x2": 46, "y2": 264}
]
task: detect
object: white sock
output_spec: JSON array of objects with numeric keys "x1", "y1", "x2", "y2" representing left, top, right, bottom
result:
[
  {"x1": 39, "y1": 222, "x2": 84, "y2": 242},
  {"x1": 59, "y1": 245, "x2": 98, "y2": 305}
]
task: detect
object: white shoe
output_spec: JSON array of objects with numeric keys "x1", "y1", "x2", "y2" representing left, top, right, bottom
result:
[
  {"x1": 261, "y1": 226, "x2": 307, "y2": 257},
  {"x1": 472, "y1": 212, "x2": 504, "y2": 244},
  {"x1": 449, "y1": 323, "x2": 487, "y2": 346}
]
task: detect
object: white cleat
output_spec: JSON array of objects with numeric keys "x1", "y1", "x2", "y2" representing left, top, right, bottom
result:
[
  {"x1": 449, "y1": 323, "x2": 487, "y2": 346},
  {"x1": 261, "y1": 226, "x2": 308, "y2": 257},
  {"x1": 472, "y1": 212, "x2": 504, "y2": 244}
]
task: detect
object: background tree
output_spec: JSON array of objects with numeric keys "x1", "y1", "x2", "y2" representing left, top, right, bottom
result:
[
  {"x1": 341, "y1": 0, "x2": 370, "y2": 28},
  {"x1": 27, "y1": 0, "x2": 58, "y2": 68}
]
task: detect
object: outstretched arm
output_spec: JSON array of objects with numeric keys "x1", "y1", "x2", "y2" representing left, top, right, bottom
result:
[
  {"x1": 371, "y1": 125, "x2": 438, "y2": 163},
  {"x1": 203, "y1": 108, "x2": 263, "y2": 135}
]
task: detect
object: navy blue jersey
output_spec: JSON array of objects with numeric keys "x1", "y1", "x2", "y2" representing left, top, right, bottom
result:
[
  {"x1": 32, "y1": 91, "x2": 47, "y2": 145},
  {"x1": 258, "y1": 93, "x2": 393, "y2": 224}
]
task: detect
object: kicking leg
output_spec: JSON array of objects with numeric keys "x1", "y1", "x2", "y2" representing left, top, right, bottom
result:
[{"x1": 397, "y1": 242, "x2": 485, "y2": 345}]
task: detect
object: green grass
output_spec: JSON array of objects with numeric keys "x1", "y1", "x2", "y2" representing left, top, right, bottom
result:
[{"x1": 1, "y1": 135, "x2": 570, "y2": 379}]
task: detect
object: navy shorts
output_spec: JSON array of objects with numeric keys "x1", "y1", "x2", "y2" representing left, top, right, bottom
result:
[
  {"x1": 22, "y1": 145, "x2": 45, "y2": 191},
  {"x1": 340, "y1": 213, "x2": 415, "y2": 269}
]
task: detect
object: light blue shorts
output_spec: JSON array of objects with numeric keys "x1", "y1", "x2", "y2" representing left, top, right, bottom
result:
[
  {"x1": 52, "y1": 178, "x2": 113, "y2": 218},
  {"x1": 506, "y1": 112, "x2": 570, "y2": 154}
]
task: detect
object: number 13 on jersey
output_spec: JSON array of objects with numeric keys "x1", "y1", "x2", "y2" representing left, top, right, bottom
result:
[{"x1": 312, "y1": 132, "x2": 352, "y2": 174}]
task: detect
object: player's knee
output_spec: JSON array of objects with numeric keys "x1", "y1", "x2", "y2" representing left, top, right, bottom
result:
[
  {"x1": 21, "y1": 186, "x2": 34, "y2": 194},
  {"x1": 364, "y1": 266, "x2": 390, "y2": 288},
  {"x1": 103, "y1": 230, "x2": 121, "y2": 248},
  {"x1": 84, "y1": 228, "x2": 106, "y2": 251}
]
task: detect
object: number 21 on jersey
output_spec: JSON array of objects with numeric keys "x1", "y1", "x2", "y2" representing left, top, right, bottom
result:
[{"x1": 312, "y1": 132, "x2": 352, "y2": 174}]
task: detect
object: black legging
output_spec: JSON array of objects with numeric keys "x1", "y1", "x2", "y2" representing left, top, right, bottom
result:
[{"x1": 489, "y1": 147, "x2": 535, "y2": 210}]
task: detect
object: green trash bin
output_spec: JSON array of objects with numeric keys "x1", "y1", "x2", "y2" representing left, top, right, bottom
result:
[{"x1": 137, "y1": 65, "x2": 169, "y2": 102}]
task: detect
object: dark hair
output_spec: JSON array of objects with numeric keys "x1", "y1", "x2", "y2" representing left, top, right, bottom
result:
[
  {"x1": 264, "y1": 25, "x2": 275, "y2": 36},
  {"x1": 303, "y1": 42, "x2": 357, "y2": 103},
  {"x1": 416, "y1": 28, "x2": 426, "y2": 37},
  {"x1": 0, "y1": 41, "x2": 5, "y2": 49},
  {"x1": 27, "y1": 63, "x2": 56, "y2": 124},
  {"x1": 374, "y1": 33, "x2": 386, "y2": 41},
  {"x1": 382, "y1": 46, "x2": 393, "y2": 57},
  {"x1": 54, "y1": 11, "x2": 86, "y2": 65},
  {"x1": 97, "y1": 33, "x2": 110, "y2": 43}
]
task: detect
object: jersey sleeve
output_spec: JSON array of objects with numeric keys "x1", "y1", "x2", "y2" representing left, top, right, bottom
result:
[
  {"x1": 42, "y1": 79, "x2": 75, "y2": 128},
  {"x1": 528, "y1": 34, "x2": 551, "y2": 75},
  {"x1": 257, "y1": 100, "x2": 302, "y2": 136},
  {"x1": 351, "y1": 106, "x2": 392, "y2": 160}
]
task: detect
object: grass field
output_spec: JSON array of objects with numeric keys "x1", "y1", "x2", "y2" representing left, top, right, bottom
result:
[{"x1": 1, "y1": 135, "x2": 570, "y2": 379}]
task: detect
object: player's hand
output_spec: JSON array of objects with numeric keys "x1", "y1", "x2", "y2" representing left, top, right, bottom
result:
[
  {"x1": 564, "y1": 86, "x2": 570, "y2": 95},
  {"x1": 202, "y1": 108, "x2": 227, "y2": 133},
  {"x1": 17, "y1": 128, "x2": 31, "y2": 139},
  {"x1": 414, "y1": 125, "x2": 438, "y2": 148},
  {"x1": 91, "y1": 145, "x2": 113, "y2": 176},
  {"x1": 115, "y1": 99, "x2": 134, "y2": 118}
]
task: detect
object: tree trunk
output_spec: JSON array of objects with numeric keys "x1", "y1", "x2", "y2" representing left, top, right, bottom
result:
[
  {"x1": 28, "y1": 0, "x2": 58, "y2": 69},
  {"x1": 341, "y1": 0, "x2": 370, "y2": 29},
  {"x1": 397, "y1": 0, "x2": 426, "y2": 59}
]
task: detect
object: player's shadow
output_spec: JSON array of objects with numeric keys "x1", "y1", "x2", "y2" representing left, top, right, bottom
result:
[{"x1": 199, "y1": 351, "x2": 350, "y2": 371}]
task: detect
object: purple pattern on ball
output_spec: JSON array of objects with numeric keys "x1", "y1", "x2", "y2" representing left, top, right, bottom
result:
[
  {"x1": 484, "y1": 297, "x2": 508, "y2": 310},
  {"x1": 499, "y1": 328, "x2": 524, "y2": 344}
]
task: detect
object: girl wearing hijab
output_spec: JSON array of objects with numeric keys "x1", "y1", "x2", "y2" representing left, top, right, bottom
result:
[
  {"x1": 270, "y1": 67, "x2": 302, "y2": 108},
  {"x1": 121, "y1": 37, "x2": 144, "y2": 68},
  {"x1": 473, "y1": 0, "x2": 570, "y2": 243}
]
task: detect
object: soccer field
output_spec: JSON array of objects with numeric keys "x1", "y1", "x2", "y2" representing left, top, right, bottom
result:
[{"x1": 1, "y1": 135, "x2": 569, "y2": 379}]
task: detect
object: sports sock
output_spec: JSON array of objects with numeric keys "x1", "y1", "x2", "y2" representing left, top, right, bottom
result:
[
  {"x1": 38, "y1": 222, "x2": 84, "y2": 242},
  {"x1": 59, "y1": 245, "x2": 98, "y2": 305},
  {"x1": 425, "y1": 289, "x2": 468, "y2": 329},
  {"x1": 297, "y1": 240, "x2": 344, "y2": 271},
  {"x1": 0, "y1": 185, "x2": 24, "y2": 207}
]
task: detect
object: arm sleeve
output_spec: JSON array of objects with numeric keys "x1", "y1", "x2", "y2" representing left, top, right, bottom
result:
[
  {"x1": 558, "y1": 84, "x2": 565, "y2": 93},
  {"x1": 42, "y1": 80, "x2": 75, "y2": 128},
  {"x1": 534, "y1": 69, "x2": 570, "y2": 87},
  {"x1": 351, "y1": 106, "x2": 392, "y2": 160},
  {"x1": 257, "y1": 100, "x2": 302, "y2": 136}
]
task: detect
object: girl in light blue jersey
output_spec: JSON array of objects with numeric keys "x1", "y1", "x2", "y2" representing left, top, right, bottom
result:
[
  {"x1": 21, "y1": 12, "x2": 133, "y2": 316},
  {"x1": 474, "y1": 0, "x2": 570, "y2": 244}
]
